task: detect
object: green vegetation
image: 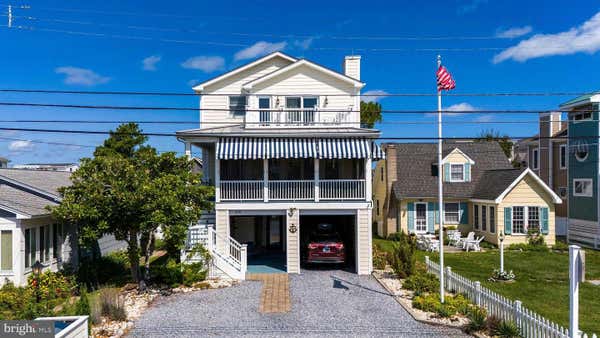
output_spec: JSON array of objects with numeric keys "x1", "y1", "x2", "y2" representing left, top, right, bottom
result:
[
  {"x1": 374, "y1": 237, "x2": 600, "y2": 333},
  {"x1": 402, "y1": 272, "x2": 439, "y2": 296},
  {"x1": 386, "y1": 231, "x2": 417, "y2": 278},
  {"x1": 360, "y1": 101, "x2": 382, "y2": 128},
  {"x1": 412, "y1": 293, "x2": 473, "y2": 318}
]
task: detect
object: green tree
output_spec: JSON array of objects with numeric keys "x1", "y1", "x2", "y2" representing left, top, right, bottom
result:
[
  {"x1": 476, "y1": 129, "x2": 513, "y2": 159},
  {"x1": 360, "y1": 100, "x2": 382, "y2": 128},
  {"x1": 50, "y1": 123, "x2": 213, "y2": 283}
]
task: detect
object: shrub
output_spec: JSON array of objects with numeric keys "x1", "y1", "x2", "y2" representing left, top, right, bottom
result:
[
  {"x1": 436, "y1": 304, "x2": 454, "y2": 318},
  {"x1": 403, "y1": 272, "x2": 439, "y2": 295},
  {"x1": 412, "y1": 293, "x2": 440, "y2": 313},
  {"x1": 552, "y1": 240, "x2": 569, "y2": 252},
  {"x1": 485, "y1": 315, "x2": 501, "y2": 334},
  {"x1": 465, "y1": 306, "x2": 487, "y2": 333},
  {"x1": 507, "y1": 242, "x2": 548, "y2": 252},
  {"x1": 151, "y1": 258, "x2": 183, "y2": 287},
  {"x1": 182, "y1": 263, "x2": 208, "y2": 287},
  {"x1": 74, "y1": 289, "x2": 90, "y2": 316},
  {"x1": 493, "y1": 320, "x2": 522, "y2": 338},
  {"x1": 447, "y1": 293, "x2": 472, "y2": 315},
  {"x1": 78, "y1": 251, "x2": 129, "y2": 288},
  {"x1": 372, "y1": 244, "x2": 388, "y2": 270},
  {"x1": 388, "y1": 231, "x2": 416, "y2": 278},
  {"x1": 89, "y1": 296, "x2": 102, "y2": 325},
  {"x1": 412, "y1": 293, "x2": 470, "y2": 318},
  {"x1": 98, "y1": 288, "x2": 127, "y2": 322},
  {"x1": 527, "y1": 231, "x2": 548, "y2": 251}
]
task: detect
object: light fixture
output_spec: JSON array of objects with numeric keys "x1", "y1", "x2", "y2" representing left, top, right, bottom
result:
[
  {"x1": 275, "y1": 97, "x2": 280, "y2": 107},
  {"x1": 287, "y1": 208, "x2": 297, "y2": 217},
  {"x1": 499, "y1": 230, "x2": 505, "y2": 242},
  {"x1": 324, "y1": 96, "x2": 328, "y2": 107},
  {"x1": 32, "y1": 260, "x2": 43, "y2": 276}
]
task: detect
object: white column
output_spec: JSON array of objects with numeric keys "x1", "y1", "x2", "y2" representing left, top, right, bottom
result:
[
  {"x1": 263, "y1": 159, "x2": 269, "y2": 202},
  {"x1": 184, "y1": 142, "x2": 192, "y2": 160},
  {"x1": 215, "y1": 158, "x2": 221, "y2": 202},
  {"x1": 365, "y1": 158, "x2": 372, "y2": 201},
  {"x1": 314, "y1": 158, "x2": 320, "y2": 202},
  {"x1": 569, "y1": 245, "x2": 581, "y2": 338}
]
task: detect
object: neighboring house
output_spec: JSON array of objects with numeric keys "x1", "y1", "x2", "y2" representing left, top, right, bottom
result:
[
  {"x1": 177, "y1": 52, "x2": 383, "y2": 279},
  {"x1": 0, "y1": 169, "x2": 78, "y2": 286},
  {"x1": 13, "y1": 163, "x2": 80, "y2": 172},
  {"x1": 373, "y1": 142, "x2": 562, "y2": 246},
  {"x1": 559, "y1": 92, "x2": 600, "y2": 249},
  {"x1": 0, "y1": 157, "x2": 8, "y2": 168},
  {"x1": 514, "y1": 112, "x2": 569, "y2": 236}
]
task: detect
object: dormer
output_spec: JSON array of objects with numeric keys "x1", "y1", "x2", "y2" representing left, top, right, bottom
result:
[{"x1": 441, "y1": 148, "x2": 475, "y2": 182}]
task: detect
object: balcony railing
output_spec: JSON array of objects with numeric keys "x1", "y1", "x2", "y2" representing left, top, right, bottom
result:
[
  {"x1": 244, "y1": 108, "x2": 357, "y2": 128},
  {"x1": 219, "y1": 179, "x2": 366, "y2": 201}
]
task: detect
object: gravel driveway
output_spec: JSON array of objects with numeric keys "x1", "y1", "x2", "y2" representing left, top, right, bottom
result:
[{"x1": 129, "y1": 269, "x2": 468, "y2": 337}]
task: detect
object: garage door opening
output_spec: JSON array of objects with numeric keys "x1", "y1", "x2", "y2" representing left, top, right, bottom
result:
[
  {"x1": 300, "y1": 215, "x2": 356, "y2": 273},
  {"x1": 230, "y1": 215, "x2": 286, "y2": 274}
]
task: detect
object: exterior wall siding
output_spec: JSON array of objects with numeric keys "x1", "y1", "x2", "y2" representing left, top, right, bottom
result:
[
  {"x1": 286, "y1": 212, "x2": 300, "y2": 273},
  {"x1": 551, "y1": 140, "x2": 568, "y2": 218},
  {"x1": 356, "y1": 208, "x2": 372, "y2": 275},
  {"x1": 372, "y1": 160, "x2": 387, "y2": 236}
]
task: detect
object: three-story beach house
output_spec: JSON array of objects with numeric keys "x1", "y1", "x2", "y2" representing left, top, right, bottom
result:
[{"x1": 177, "y1": 52, "x2": 383, "y2": 279}]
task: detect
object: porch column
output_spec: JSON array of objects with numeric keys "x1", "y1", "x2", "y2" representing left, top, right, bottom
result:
[
  {"x1": 314, "y1": 158, "x2": 320, "y2": 202},
  {"x1": 365, "y1": 157, "x2": 372, "y2": 201},
  {"x1": 286, "y1": 209, "x2": 300, "y2": 273},
  {"x1": 215, "y1": 158, "x2": 221, "y2": 202},
  {"x1": 184, "y1": 142, "x2": 192, "y2": 160},
  {"x1": 263, "y1": 159, "x2": 269, "y2": 202}
]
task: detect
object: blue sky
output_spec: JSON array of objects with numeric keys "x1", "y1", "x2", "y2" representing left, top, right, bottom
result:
[{"x1": 0, "y1": 0, "x2": 599, "y2": 164}]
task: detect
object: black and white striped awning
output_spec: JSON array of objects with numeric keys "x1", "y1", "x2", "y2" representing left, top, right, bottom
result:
[{"x1": 217, "y1": 137, "x2": 384, "y2": 160}]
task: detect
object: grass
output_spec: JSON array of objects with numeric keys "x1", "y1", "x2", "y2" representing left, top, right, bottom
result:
[{"x1": 375, "y1": 238, "x2": 600, "y2": 334}]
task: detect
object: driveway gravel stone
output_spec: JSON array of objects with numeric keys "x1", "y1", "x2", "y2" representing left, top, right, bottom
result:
[{"x1": 129, "y1": 269, "x2": 469, "y2": 337}]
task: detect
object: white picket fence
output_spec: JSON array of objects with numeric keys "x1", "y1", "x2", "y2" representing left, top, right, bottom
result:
[{"x1": 425, "y1": 257, "x2": 597, "y2": 338}]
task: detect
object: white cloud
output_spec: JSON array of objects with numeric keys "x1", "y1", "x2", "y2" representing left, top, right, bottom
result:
[
  {"x1": 187, "y1": 79, "x2": 200, "y2": 87},
  {"x1": 493, "y1": 12, "x2": 600, "y2": 63},
  {"x1": 496, "y1": 26, "x2": 533, "y2": 39},
  {"x1": 474, "y1": 114, "x2": 494, "y2": 122},
  {"x1": 234, "y1": 41, "x2": 287, "y2": 61},
  {"x1": 55, "y1": 67, "x2": 110, "y2": 86},
  {"x1": 8, "y1": 140, "x2": 34, "y2": 152},
  {"x1": 294, "y1": 37, "x2": 314, "y2": 50},
  {"x1": 181, "y1": 56, "x2": 225, "y2": 73},
  {"x1": 142, "y1": 55, "x2": 161, "y2": 71},
  {"x1": 426, "y1": 102, "x2": 478, "y2": 117},
  {"x1": 362, "y1": 90, "x2": 389, "y2": 103}
]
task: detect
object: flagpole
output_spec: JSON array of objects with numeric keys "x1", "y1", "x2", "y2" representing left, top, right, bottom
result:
[{"x1": 437, "y1": 54, "x2": 445, "y2": 303}]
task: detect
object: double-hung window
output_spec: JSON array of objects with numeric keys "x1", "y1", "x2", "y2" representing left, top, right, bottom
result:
[
  {"x1": 474, "y1": 205, "x2": 479, "y2": 230},
  {"x1": 450, "y1": 164, "x2": 464, "y2": 182},
  {"x1": 53, "y1": 224, "x2": 63, "y2": 260},
  {"x1": 573, "y1": 179, "x2": 593, "y2": 197},
  {"x1": 444, "y1": 203, "x2": 460, "y2": 224},
  {"x1": 481, "y1": 206, "x2": 487, "y2": 231},
  {"x1": 512, "y1": 206, "x2": 525, "y2": 234},
  {"x1": 0, "y1": 230, "x2": 12, "y2": 272},
  {"x1": 25, "y1": 228, "x2": 36, "y2": 269},
  {"x1": 532, "y1": 148, "x2": 539, "y2": 170},
  {"x1": 228, "y1": 95, "x2": 247, "y2": 117},
  {"x1": 528, "y1": 207, "x2": 540, "y2": 233},
  {"x1": 489, "y1": 206, "x2": 496, "y2": 233}
]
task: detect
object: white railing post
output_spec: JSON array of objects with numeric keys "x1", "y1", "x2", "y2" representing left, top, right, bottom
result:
[
  {"x1": 215, "y1": 159, "x2": 221, "y2": 202},
  {"x1": 514, "y1": 300, "x2": 522, "y2": 328},
  {"x1": 263, "y1": 159, "x2": 269, "y2": 202},
  {"x1": 314, "y1": 159, "x2": 320, "y2": 202},
  {"x1": 240, "y1": 244, "x2": 248, "y2": 275},
  {"x1": 570, "y1": 245, "x2": 581, "y2": 338},
  {"x1": 365, "y1": 158, "x2": 372, "y2": 202},
  {"x1": 445, "y1": 266, "x2": 452, "y2": 292},
  {"x1": 475, "y1": 281, "x2": 482, "y2": 307}
]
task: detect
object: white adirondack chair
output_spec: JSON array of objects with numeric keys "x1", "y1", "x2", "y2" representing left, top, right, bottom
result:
[
  {"x1": 457, "y1": 231, "x2": 475, "y2": 249},
  {"x1": 465, "y1": 236, "x2": 484, "y2": 252},
  {"x1": 447, "y1": 230, "x2": 461, "y2": 246}
]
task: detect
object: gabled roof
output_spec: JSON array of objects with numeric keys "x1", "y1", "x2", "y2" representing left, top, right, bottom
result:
[
  {"x1": 559, "y1": 91, "x2": 600, "y2": 110},
  {"x1": 242, "y1": 58, "x2": 365, "y2": 90},
  {"x1": 0, "y1": 169, "x2": 72, "y2": 217},
  {"x1": 442, "y1": 148, "x2": 475, "y2": 164},
  {"x1": 492, "y1": 168, "x2": 562, "y2": 204},
  {"x1": 192, "y1": 52, "x2": 297, "y2": 92}
]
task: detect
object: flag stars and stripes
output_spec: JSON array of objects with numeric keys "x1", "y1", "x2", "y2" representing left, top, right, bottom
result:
[{"x1": 436, "y1": 65, "x2": 456, "y2": 91}]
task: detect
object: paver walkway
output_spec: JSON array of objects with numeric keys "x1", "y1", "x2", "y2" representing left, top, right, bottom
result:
[
  {"x1": 129, "y1": 269, "x2": 469, "y2": 337},
  {"x1": 246, "y1": 273, "x2": 291, "y2": 313}
]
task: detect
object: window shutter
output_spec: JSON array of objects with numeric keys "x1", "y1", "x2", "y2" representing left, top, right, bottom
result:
[
  {"x1": 465, "y1": 163, "x2": 471, "y2": 182},
  {"x1": 541, "y1": 207, "x2": 549, "y2": 235},
  {"x1": 504, "y1": 207, "x2": 512, "y2": 235},
  {"x1": 427, "y1": 202, "x2": 435, "y2": 233},
  {"x1": 460, "y1": 202, "x2": 469, "y2": 224},
  {"x1": 407, "y1": 202, "x2": 414, "y2": 233},
  {"x1": 444, "y1": 163, "x2": 450, "y2": 181}
]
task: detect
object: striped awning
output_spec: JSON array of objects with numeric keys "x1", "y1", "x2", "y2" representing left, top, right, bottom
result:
[{"x1": 217, "y1": 137, "x2": 382, "y2": 160}]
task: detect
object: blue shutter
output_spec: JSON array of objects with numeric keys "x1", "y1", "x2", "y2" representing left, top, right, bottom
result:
[
  {"x1": 541, "y1": 207, "x2": 549, "y2": 235},
  {"x1": 504, "y1": 207, "x2": 512, "y2": 235},
  {"x1": 464, "y1": 163, "x2": 471, "y2": 182},
  {"x1": 427, "y1": 202, "x2": 435, "y2": 233},
  {"x1": 460, "y1": 202, "x2": 469, "y2": 224},
  {"x1": 444, "y1": 163, "x2": 450, "y2": 181},
  {"x1": 407, "y1": 202, "x2": 414, "y2": 233}
]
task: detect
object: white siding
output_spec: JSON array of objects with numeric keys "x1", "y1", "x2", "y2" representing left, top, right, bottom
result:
[
  {"x1": 356, "y1": 208, "x2": 372, "y2": 275},
  {"x1": 286, "y1": 212, "x2": 300, "y2": 273}
]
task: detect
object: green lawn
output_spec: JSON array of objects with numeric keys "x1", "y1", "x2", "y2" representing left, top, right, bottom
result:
[{"x1": 374, "y1": 238, "x2": 600, "y2": 333}]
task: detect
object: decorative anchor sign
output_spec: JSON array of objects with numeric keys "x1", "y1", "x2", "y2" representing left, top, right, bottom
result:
[{"x1": 288, "y1": 224, "x2": 297, "y2": 234}]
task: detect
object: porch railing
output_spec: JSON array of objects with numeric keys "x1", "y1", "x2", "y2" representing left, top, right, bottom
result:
[
  {"x1": 268, "y1": 180, "x2": 314, "y2": 200},
  {"x1": 320, "y1": 179, "x2": 366, "y2": 200},
  {"x1": 219, "y1": 179, "x2": 366, "y2": 201},
  {"x1": 244, "y1": 108, "x2": 357, "y2": 128}
]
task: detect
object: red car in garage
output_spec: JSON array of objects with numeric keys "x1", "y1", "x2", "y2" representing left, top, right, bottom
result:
[{"x1": 305, "y1": 224, "x2": 345, "y2": 264}]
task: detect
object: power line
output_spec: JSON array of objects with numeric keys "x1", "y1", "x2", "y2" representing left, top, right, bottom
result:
[{"x1": 0, "y1": 88, "x2": 593, "y2": 97}]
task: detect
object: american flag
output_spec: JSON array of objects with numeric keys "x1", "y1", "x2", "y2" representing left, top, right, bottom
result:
[{"x1": 436, "y1": 65, "x2": 456, "y2": 91}]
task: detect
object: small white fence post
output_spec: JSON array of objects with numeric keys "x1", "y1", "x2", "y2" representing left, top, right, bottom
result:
[
  {"x1": 445, "y1": 266, "x2": 452, "y2": 292},
  {"x1": 240, "y1": 244, "x2": 248, "y2": 277},
  {"x1": 425, "y1": 256, "x2": 430, "y2": 273},
  {"x1": 474, "y1": 281, "x2": 481, "y2": 307},
  {"x1": 514, "y1": 300, "x2": 522, "y2": 328}
]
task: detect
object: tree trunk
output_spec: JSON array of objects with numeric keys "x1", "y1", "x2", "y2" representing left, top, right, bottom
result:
[
  {"x1": 127, "y1": 229, "x2": 140, "y2": 283},
  {"x1": 142, "y1": 231, "x2": 155, "y2": 281}
]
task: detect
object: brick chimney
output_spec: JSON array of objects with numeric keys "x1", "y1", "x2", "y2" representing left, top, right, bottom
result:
[
  {"x1": 343, "y1": 56, "x2": 361, "y2": 80},
  {"x1": 538, "y1": 112, "x2": 562, "y2": 185}
]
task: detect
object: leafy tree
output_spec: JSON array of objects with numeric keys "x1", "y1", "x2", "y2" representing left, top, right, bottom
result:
[
  {"x1": 50, "y1": 123, "x2": 213, "y2": 283},
  {"x1": 360, "y1": 100, "x2": 382, "y2": 128},
  {"x1": 476, "y1": 129, "x2": 513, "y2": 159}
]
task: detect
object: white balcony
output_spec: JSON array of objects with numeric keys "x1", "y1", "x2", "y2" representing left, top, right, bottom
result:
[
  {"x1": 219, "y1": 179, "x2": 366, "y2": 202},
  {"x1": 244, "y1": 108, "x2": 358, "y2": 128}
]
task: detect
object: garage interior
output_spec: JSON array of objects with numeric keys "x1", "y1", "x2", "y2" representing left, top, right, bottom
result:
[
  {"x1": 230, "y1": 215, "x2": 286, "y2": 273},
  {"x1": 300, "y1": 214, "x2": 356, "y2": 272}
]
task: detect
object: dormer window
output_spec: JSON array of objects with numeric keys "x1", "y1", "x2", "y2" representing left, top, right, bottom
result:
[{"x1": 450, "y1": 164, "x2": 464, "y2": 181}]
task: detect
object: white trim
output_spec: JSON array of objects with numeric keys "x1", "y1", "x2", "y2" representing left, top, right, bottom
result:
[
  {"x1": 242, "y1": 59, "x2": 365, "y2": 90},
  {"x1": 443, "y1": 202, "x2": 460, "y2": 224},
  {"x1": 469, "y1": 198, "x2": 496, "y2": 204},
  {"x1": 559, "y1": 93, "x2": 600, "y2": 110},
  {"x1": 494, "y1": 168, "x2": 562, "y2": 204},
  {"x1": 448, "y1": 163, "x2": 465, "y2": 182},
  {"x1": 573, "y1": 178, "x2": 593, "y2": 197},
  {"x1": 216, "y1": 202, "x2": 371, "y2": 211},
  {"x1": 559, "y1": 144, "x2": 567, "y2": 170},
  {"x1": 441, "y1": 148, "x2": 475, "y2": 165},
  {"x1": 510, "y1": 205, "x2": 542, "y2": 235},
  {"x1": 192, "y1": 52, "x2": 296, "y2": 92},
  {"x1": 414, "y1": 202, "x2": 428, "y2": 234}
]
